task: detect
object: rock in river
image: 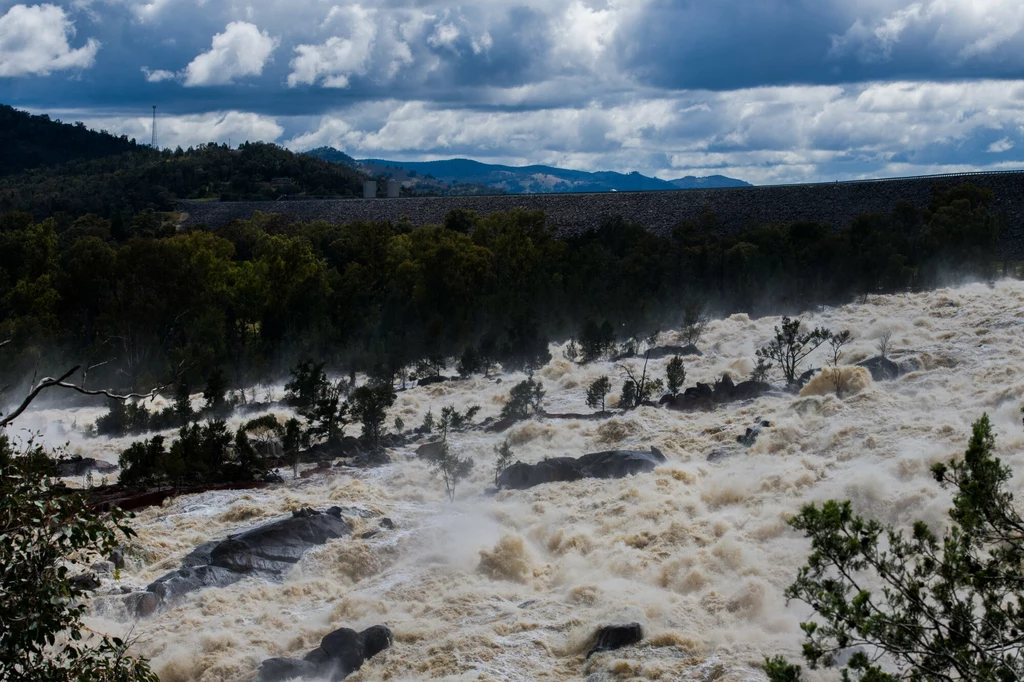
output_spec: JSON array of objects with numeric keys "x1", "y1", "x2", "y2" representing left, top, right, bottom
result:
[
  {"x1": 257, "y1": 625, "x2": 393, "y2": 681},
  {"x1": 129, "y1": 507, "x2": 355, "y2": 616},
  {"x1": 497, "y1": 449, "x2": 666, "y2": 490}
]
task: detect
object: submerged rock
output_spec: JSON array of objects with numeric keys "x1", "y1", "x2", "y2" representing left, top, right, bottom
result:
[
  {"x1": 131, "y1": 507, "x2": 354, "y2": 616},
  {"x1": 587, "y1": 623, "x2": 644, "y2": 659},
  {"x1": 497, "y1": 449, "x2": 666, "y2": 490},
  {"x1": 857, "y1": 355, "x2": 900, "y2": 381},
  {"x1": 644, "y1": 344, "x2": 702, "y2": 359},
  {"x1": 257, "y1": 625, "x2": 393, "y2": 682}
]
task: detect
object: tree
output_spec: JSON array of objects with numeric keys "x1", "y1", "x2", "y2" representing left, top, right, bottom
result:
[
  {"x1": 619, "y1": 352, "x2": 662, "y2": 409},
  {"x1": 578, "y1": 320, "x2": 616, "y2": 363},
  {"x1": 765, "y1": 415, "x2": 1024, "y2": 682},
  {"x1": 681, "y1": 300, "x2": 709, "y2": 347},
  {"x1": 750, "y1": 356, "x2": 773, "y2": 383},
  {"x1": 756, "y1": 317, "x2": 832, "y2": 385},
  {"x1": 284, "y1": 360, "x2": 328, "y2": 413},
  {"x1": 666, "y1": 355, "x2": 686, "y2": 396},
  {"x1": 429, "y1": 440, "x2": 475, "y2": 503},
  {"x1": 0, "y1": 447, "x2": 159, "y2": 681},
  {"x1": 438, "y1": 404, "x2": 480, "y2": 437},
  {"x1": 878, "y1": 331, "x2": 893, "y2": 359},
  {"x1": 456, "y1": 346, "x2": 481, "y2": 377},
  {"x1": 585, "y1": 376, "x2": 611, "y2": 413},
  {"x1": 500, "y1": 377, "x2": 545, "y2": 420},
  {"x1": 282, "y1": 417, "x2": 305, "y2": 478},
  {"x1": 493, "y1": 438, "x2": 514, "y2": 487},
  {"x1": 825, "y1": 330, "x2": 852, "y2": 397},
  {"x1": 348, "y1": 384, "x2": 397, "y2": 450},
  {"x1": 203, "y1": 367, "x2": 228, "y2": 413}
]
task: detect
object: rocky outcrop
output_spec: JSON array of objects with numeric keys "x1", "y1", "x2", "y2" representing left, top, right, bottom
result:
[
  {"x1": 857, "y1": 355, "x2": 900, "y2": 381},
  {"x1": 587, "y1": 623, "x2": 644, "y2": 659},
  {"x1": 662, "y1": 374, "x2": 770, "y2": 412},
  {"x1": 129, "y1": 507, "x2": 355, "y2": 616},
  {"x1": 417, "y1": 375, "x2": 449, "y2": 387},
  {"x1": 57, "y1": 456, "x2": 118, "y2": 477},
  {"x1": 497, "y1": 449, "x2": 666, "y2": 490},
  {"x1": 415, "y1": 441, "x2": 444, "y2": 459},
  {"x1": 645, "y1": 344, "x2": 702, "y2": 359},
  {"x1": 257, "y1": 625, "x2": 393, "y2": 682}
]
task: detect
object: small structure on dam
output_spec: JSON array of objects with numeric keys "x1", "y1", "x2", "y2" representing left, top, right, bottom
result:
[{"x1": 181, "y1": 171, "x2": 1024, "y2": 259}]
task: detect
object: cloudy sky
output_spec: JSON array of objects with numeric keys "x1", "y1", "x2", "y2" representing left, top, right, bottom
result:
[{"x1": 2, "y1": 0, "x2": 1024, "y2": 183}]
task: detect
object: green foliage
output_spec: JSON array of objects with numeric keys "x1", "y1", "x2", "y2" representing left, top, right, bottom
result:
[
  {"x1": 585, "y1": 376, "x2": 611, "y2": 412},
  {"x1": 1, "y1": 440, "x2": 158, "y2": 681},
  {"x1": 681, "y1": 300, "x2": 709, "y2": 347},
  {"x1": 0, "y1": 180, "x2": 1004, "y2": 396},
  {"x1": 421, "y1": 409, "x2": 435, "y2": 433},
  {"x1": 750, "y1": 357, "x2": 773, "y2": 383},
  {"x1": 619, "y1": 353, "x2": 661, "y2": 409},
  {"x1": 285, "y1": 361, "x2": 328, "y2": 413},
  {"x1": 493, "y1": 438, "x2": 514, "y2": 487},
  {"x1": 756, "y1": 317, "x2": 832, "y2": 385},
  {"x1": 348, "y1": 384, "x2": 397, "y2": 449},
  {"x1": 456, "y1": 346, "x2": 481, "y2": 377},
  {"x1": 578, "y1": 320, "x2": 616, "y2": 363},
  {"x1": 118, "y1": 419, "x2": 269, "y2": 486},
  {"x1": 428, "y1": 440, "x2": 475, "y2": 502},
  {"x1": 666, "y1": 356, "x2": 686, "y2": 396},
  {"x1": 438, "y1": 404, "x2": 481, "y2": 437},
  {"x1": 769, "y1": 415, "x2": 1024, "y2": 682},
  {"x1": 500, "y1": 377, "x2": 545, "y2": 421}
]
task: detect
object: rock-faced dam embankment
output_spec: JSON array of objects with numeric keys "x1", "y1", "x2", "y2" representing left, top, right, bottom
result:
[{"x1": 181, "y1": 172, "x2": 1024, "y2": 259}]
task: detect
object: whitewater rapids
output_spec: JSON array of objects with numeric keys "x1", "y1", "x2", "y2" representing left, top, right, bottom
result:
[{"x1": 13, "y1": 280, "x2": 1024, "y2": 681}]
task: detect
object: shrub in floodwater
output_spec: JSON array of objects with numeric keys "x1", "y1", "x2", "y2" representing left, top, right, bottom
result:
[
  {"x1": 348, "y1": 384, "x2": 397, "y2": 450},
  {"x1": 666, "y1": 356, "x2": 686, "y2": 397},
  {"x1": 765, "y1": 415, "x2": 1024, "y2": 682},
  {"x1": 493, "y1": 438, "x2": 514, "y2": 487},
  {"x1": 681, "y1": 300, "x2": 710, "y2": 347},
  {"x1": 429, "y1": 440, "x2": 474, "y2": 502},
  {"x1": 500, "y1": 377, "x2": 545, "y2": 420},
  {"x1": 585, "y1": 376, "x2": 611, "y2": 413},
  {"x1": 756, "y1": 316, "x2": 832, "y2": 385}
]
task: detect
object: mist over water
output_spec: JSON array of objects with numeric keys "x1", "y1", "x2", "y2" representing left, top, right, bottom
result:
[{"x1": 21, "y1": 280, "x2": 1024, "y2": 681}]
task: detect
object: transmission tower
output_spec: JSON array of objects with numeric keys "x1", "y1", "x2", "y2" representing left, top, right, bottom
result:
[{"x1": 151, "y1": 105, "x2": 157, "y2": 149}]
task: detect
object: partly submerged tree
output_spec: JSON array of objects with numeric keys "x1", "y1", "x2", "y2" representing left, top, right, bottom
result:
[
  {"x1": 666, "y1": 356, "x2": 686, "y2": 397},
  {"x1": 765, "y1": 415, "x2": 1024, "y2": 682},
  {"x1": 348, "y1": 384, "x2": 397, "y2": 450},
  {"x1": 756, "y1": 316, "x2": 832, "y2": 385},
  {"x1": 428, "y1": 440, "x2": 474, "y2": 502},
  {"x1": 500, "y1": 377, "x2": 545, "y2": 421},
  {"x1": 493, "y1": 438, "x2": 514, "y2": 487},
  {"x1": 585, "y1": 376, "x2": 612, "y2": 413}
]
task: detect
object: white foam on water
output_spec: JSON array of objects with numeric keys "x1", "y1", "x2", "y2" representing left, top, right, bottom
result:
[{"x1": 21, "y1": 279, "x2": 1023, "y2": 681}]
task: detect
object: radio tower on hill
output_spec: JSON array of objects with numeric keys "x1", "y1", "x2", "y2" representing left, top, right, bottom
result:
[{"x1": 151, "y1": 105, "x2": 157, "y2": 149}]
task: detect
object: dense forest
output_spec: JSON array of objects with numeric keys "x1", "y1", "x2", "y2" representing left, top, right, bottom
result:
[
  {"x1": 0, "y1": 104, "x2": 141, "y2": 177},
  {"x1": 0, "y1": 179, "x2": 1002, "y2": 396}
]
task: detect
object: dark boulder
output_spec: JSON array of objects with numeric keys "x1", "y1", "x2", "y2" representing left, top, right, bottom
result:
[
  {"x1": 133, "y1": 508, "x2": 353, "y2": 616},
  {"x1": 645, "y1": 344, "x2": 702, "y2": 359},
  {"x1": 664, "y1": 374, "x2": 769, "y2": 412},
  {"x1": 256, "y1": 658, "x2": 319, "y2": 682},
  {"x1": 415, "y1": 441, "x2": 444, "y2": 459},
  {"x1": 858, "y1": 356, "x2": 899, "y2": 382},
  {"x1": 737, "y1": 419, "x2": 772, "y2": 447},
  {"x1": 57, "y1": 456, "x2": 118, "y2": 477},
  {"x1": 70, "y1": 572, "x2": 101, "y2": 591},
  {"x1": 497, "y1": 449, "x2": 666, "y2": 490},
  {"x1": 348, "y1": 449, "x2": 391, "y2": 468},
  {"x1": 258, "y1": 625, "x2": 393, "y2": 682},
  {"x1": 587, "y1": 623, "x2": 644, "y2": 659},
  {"x1": 417, "y1": 375, "x2": 449, "y2": 387},
  {"x1": 797, "y1": 367, "x2": 821, "y2": 386}
]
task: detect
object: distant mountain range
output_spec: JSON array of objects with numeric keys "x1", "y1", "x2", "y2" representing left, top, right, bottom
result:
[{"x1": 303, "y1": 147, "x2": 750, "y2": 194}]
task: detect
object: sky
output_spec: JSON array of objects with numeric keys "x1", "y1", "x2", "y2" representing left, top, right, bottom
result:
[{"x1": 2, "y1": 1, "x2": 1024, "y2": 184}]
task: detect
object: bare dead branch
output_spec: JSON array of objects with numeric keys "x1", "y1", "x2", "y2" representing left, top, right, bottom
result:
[{"x1": 1, "y1": 361, "x2": 194, "y2": 429}]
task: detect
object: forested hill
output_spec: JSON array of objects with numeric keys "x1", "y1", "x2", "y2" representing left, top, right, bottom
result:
[
  {"x1": 0, "y1": 104, "x2": 141, "y2": 177},
  {"x1": 0, "y1": 141, "x2": 369, "y2": 225}
]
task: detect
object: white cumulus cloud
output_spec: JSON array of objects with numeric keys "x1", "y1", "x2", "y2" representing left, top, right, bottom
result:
[
  {"x1": 288, "y1": 5, "x2": 377, "y2": 88},
  {"x1": 0, "y1": 3, "x2": 100, "y2": 77},
  {"x1": 80, "y1": 110, "x2": 284, "y2": 149},
  {"x1": 141, "y1": 66, "x2": 176, "y2": 82},
  {"x1": 183, "y1": 21, "x2": 278, "y2": 87},
  {"x1": 988, "y1": 137, "x2": 1014, "y2": 153}
]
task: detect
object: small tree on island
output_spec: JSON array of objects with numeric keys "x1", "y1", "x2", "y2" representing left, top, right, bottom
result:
[
  {"x1": 666, "y1": 356, "x2": 686, "y2": 396},
  {"x1": 348, "y1": 384, "x2": 397, "y2": 450},
  {"x1": 756, "y1": 316, "x2": 832, "y2": 385},
  {"x1": 500, "y1": 377, "x2": 545, "y2": 420},
  {"x1": 585, "y1": 376, "x2": 612, "y2": 413},
  {"x1": 429, "y1": 441, "x2": 474, "y2": 502},
  {"x1": 765, "y1": 415, "x2": 1024, "y2": 682},
  {"x1": 493, "y1": 438, "x2": 514, "y2": 487}
]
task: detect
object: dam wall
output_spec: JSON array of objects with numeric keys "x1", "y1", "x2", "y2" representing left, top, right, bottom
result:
[{"x1": 180, "y1": 171, "x2": 1024, "y2": 259}]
